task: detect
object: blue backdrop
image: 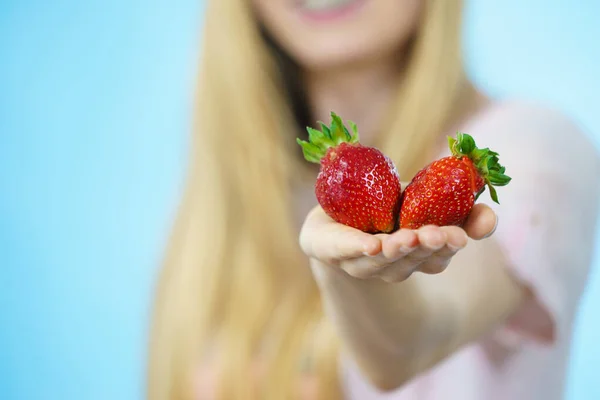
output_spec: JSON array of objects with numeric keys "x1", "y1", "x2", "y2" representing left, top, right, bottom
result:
[{"x1": 1, "y1": 1, "x2": 598, "y2": 399}]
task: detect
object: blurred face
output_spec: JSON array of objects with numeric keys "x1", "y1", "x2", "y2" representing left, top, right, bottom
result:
[{"x1": 252, "y1": 0, "x2": 424, "y2": 71}]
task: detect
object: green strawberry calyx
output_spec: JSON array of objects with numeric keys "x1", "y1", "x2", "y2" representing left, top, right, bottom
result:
[
  {"x1": 448, "y1": 132, "x2": 512, "y2": 204},
  {"x1": 297, "y1": 112, "x2": 360, "y2": 164}
]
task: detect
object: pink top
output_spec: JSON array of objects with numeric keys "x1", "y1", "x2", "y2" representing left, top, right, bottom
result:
[
  {"x1": 194, "y1": 100, "x2": 600, "y2": 400},
  {"x1": 342, "y1": 100, "x2": 600, "y2": 400}
]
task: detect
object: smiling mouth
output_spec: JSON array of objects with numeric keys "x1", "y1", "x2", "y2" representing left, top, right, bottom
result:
[{"x1": 299, "y1": 0, "x2": 362, "y2": 13}]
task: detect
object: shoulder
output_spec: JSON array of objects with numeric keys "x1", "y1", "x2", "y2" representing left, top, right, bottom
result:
[
  {"x1": 466, "y1": 99, "x2": 580, "y2": 130},
  {"x1": 463, "y1": 99, "x2": 600, "y2": 177},
  {"x1": 465, "y1": 99, "x2": 594, "y2": 148},
  {"x1": 465, "y1": 101, "x2": 600, "y2": 344}
]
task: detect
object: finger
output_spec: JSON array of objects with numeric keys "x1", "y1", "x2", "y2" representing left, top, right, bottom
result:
[
  {"x1": 376, "y1": 263, "x2": 417, "y2": 283},
  {"x1": 416, "y1": 226, "x2": 467, "y2": 274},
  {"x1": 339, "y1": 232, "x2": 419, "y2": 278},
  {"x1": 306, "y1": 226, "x2": 381, "y2": 264},
  {"x1": 404, "y1": 225, "x2": 446, "y2": 261},
  {"x1": 380, "y1": 229, "x2": 419, "y2": 260},
  {"x1": 300, "y1": 207, "x2": 381, "y2": 263},
  {"x1": 338, "y1": 232, "x2": 406, "y2": 278},
  {"x1": 436, "y1": 226, "x2": 468, "y2": 256},
  {"x1": 463, "y1": 204, "x2": 498, "y2": 240},
  {"x1": 417, "y1": 255, "x2": 452, "y2": 274},
  {"x1": 339, "y1": 255, "x2": 390, "y2": 279}
]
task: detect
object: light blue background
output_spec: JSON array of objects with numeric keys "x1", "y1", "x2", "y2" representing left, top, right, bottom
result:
[{"x1": 1, "y1": 1, "x2": 598, "y2": 399}]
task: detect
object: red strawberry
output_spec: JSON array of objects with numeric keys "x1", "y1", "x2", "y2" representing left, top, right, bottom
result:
[
  {"x1": 399, "y1": 132, "x2": 511, "y2": 229},
  {"x1": 297, "y1": 113, "x2": 402, "y2": 233}
]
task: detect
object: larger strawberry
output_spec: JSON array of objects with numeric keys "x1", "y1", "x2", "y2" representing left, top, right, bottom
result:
[
  {"x1": 297, "y1": 112, "x2": 402, "y2": 233},
  {"x1": 399, "y1": 132, "x2": 511, "y2": 229}
]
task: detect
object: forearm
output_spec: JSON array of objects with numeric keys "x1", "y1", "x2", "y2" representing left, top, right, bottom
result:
[
  {"x1": 313, "y1": 238, "x2": 525, "y2": 391},
  {"x1": 444, "y1": 239, "x2": 525, "y2": 346},
  {"x1": 313, "y1": 259, "x2": 451, "y2": 390}
]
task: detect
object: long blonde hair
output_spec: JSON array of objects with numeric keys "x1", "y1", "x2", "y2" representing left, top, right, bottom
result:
[{"x1": 147, "y1": 0, "x2": 476, "y2": 399}]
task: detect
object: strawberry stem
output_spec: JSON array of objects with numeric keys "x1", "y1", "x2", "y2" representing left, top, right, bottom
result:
[
  {"x1": 297, "y1": 112, "x2": 360, "y2": 164},
  {"x1": 449, "y1": 132, "x2": 511, "y2": 204}
]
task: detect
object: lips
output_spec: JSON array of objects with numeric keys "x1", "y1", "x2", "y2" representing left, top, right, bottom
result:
[{"x1": 300, "y1": 0, "x2": 358, "y2": 12}]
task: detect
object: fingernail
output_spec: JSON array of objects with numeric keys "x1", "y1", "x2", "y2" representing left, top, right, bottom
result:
[
  {"x1": 363, "y1": 240, "x2": 381, "y2": 256},
  {"x1": 399, "y1": 246, "x2": 414, "y2": 253},
  {"x1": 447, "y1": 243, "x2": 463, "y2": 252},
  {"x1": 482, "y1": 214, "x2": 499, "y2": 239}
]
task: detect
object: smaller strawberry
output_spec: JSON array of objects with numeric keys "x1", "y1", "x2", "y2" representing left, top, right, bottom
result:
[
  {"x1": 297, "y1": 112, "x2": 402, "y2": 233},
  {"x1": 399, "y1": 132, "x2": 511, "y2": 229}
]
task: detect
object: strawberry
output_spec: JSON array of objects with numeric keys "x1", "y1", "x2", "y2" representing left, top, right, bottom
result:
[
  {"x1": 399, "y1": 132, "x2": 511, "y2": 229},
  {"x1": 297, "y1": 112, "x2": 402, "y2": 233}
]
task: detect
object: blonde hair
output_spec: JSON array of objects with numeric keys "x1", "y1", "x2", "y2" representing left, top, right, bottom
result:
[{"x1": 147, "y1": 0, "x2": 476, "y2": 399}]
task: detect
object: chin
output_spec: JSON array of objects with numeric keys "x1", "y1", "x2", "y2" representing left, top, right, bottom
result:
[
  {"x1": 290, "y1": 36, "x2": 388, "y2": 71},
  {"x1": 253, "y1": 0, "x2": 421, "y2": 72},
  {"x1": 297, "y1": 50, "x2": 371, "y2": 71}
]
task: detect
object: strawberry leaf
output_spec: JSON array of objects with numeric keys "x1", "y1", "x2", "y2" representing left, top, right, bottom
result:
[
  {"x1": 348, "y1": 121, "x2": 359, "y2": 143},
  {"x1": 307, "y1": 127, "x2": 328, "y2": 147},
  {"x1": 297, "y1": 112, "x2": 361, "y2": 163},
  {"x1": 318, "y1": 122, "x2": 331, "y2": 139},
  {"x1": 487, "y1": 183, "x2": 499, "y2": 204},
  {"x1": 447, "y1": 131, "x2": 511, "y2": 203},
  {"x1": 296, "y1": 138, "x2": 325, "y2": 163},
  {"x1": 458, "y1": 133, "x2": 476, "y2": 154}
]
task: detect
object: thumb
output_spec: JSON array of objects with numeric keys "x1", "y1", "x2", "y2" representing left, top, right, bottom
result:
[{"x1": 463, "y1": 203, "x2": 498, "y2": 240}]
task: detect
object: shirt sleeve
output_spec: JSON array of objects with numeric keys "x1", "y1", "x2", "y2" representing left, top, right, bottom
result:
[{"x1": 467, "y1": 101, "x2": 600, "y2": 345}]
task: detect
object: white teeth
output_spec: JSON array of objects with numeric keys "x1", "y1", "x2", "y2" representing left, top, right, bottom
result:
[{"x1": 302, "y1": 0, "x2": 354, "y2": 11}]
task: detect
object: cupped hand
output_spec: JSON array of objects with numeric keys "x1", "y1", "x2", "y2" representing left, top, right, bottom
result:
[{"x1": 299, "y1": 203, "x2": 498, "y2": 283}]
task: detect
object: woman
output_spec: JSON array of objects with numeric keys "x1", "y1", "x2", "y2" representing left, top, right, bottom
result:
[{"x1": 147, "y1": 0, "x2": 600, "y2": 399}]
